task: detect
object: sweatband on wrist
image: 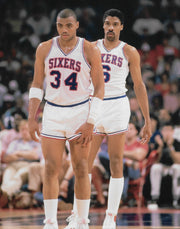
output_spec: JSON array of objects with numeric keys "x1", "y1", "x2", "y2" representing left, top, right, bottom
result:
[
  {"x1": 29, "y1": 87, "x2": 43, "y2": 101},
  {"x1": 87, "y1": 97, "x2": 102, "y2": 125}
]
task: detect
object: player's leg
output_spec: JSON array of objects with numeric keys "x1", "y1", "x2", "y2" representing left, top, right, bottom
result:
[
  {"x1": 89, "y1": 135, "x2": 105, "y2": 205},
  {"x1": 69, "y1": 139, "x2": 91, "y2": 228},
  {"x1": 103, "y1": 133, "x2": 126, "y2": 229},
  {"x1": 65, "y1": 134, "x2": 104, "y2": 229},
  {"x1": 88, "y1": 134, "x2": 105, "y2": 172},
  {"x1": 41, "y1": 137, "x2": 66, "y2": 229}
]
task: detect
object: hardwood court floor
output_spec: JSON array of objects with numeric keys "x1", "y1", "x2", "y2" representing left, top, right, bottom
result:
[{"x1": 1, "y1": 207, "x2": 180, "y2": 229}]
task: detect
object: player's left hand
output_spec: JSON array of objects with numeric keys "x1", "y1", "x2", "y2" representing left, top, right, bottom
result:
[
  {"x1": 75, "y1": 122, "x2": 94, "y2": 146},
  {"x1": 140, "y1": 122, "x2": 152, "y2": 144}
]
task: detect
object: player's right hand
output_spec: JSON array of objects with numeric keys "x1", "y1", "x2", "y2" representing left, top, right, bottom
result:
[
  {"x1": 75, "y1": 122, "x2": 94, "y2": 147},
  {"x1": 28, "y1": 119, "x2": 40, "y2": 142}
]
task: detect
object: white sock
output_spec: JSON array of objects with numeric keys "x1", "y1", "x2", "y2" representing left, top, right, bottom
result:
[
  {"x1": 107, "y1": 177, "x2": 124, "y2": 215},
  {"x1": 73, "y1": 174, "x2": 92, "y2": 215},
  {"x1": 76, "y1": 199, "x2": 90, "y2": 219},
  {"x1": 44, "y1": 199, "x2": 58, "y2": 221}
]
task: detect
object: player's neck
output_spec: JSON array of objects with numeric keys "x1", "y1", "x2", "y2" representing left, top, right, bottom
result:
[
  {"x1": 103, "y1": 39, "x2": 120, "y2": 50},
  {"x1": 58, "y1": 36, "x2": 78, "y2": 54}
]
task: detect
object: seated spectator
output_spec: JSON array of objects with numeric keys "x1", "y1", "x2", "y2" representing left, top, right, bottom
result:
[
  {"x1": 1, "y1": 111, "x2": 23, "y2": 163},
  {"x1": 155, "y1": 71, "x2": 170, "y2": 96},
  {"x1": 146, "y1": 77, "x2": 161, "y2": 112},
  {"x1": 26, "y1": 4, "x2": 51, "y2": 38},
  {"x1": 138, "y1": 42, "x2": 157, "y2": 71},
  {"x1": 155, "y1": 35, "x2": 179, "y2": 62},
  {"x1": 0, "y1": 120, "x2": 42, "y2": 208},
  {"x1": 158, "y1": 109, "x2": 172, "y2": 128},
  {"x1": 148, "y1": 113, "x2": 163, "y2": 154},
  {"x1": 132, "y1": 6, "x2": 163, "y2": 46},
  {"x1": 163, "y1": 80, "x2": 179, "y2": 114},
  {"x1": 148, "y1": 122, "x2": 180, "y2": 209}
]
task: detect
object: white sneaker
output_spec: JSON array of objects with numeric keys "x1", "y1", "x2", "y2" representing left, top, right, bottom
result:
[
  {"x1": 102, "y1": 210, "x2": 116, "y2": 229},
  {"x1": 43, "y1": 218, "x2": 58, "y2": 229},
  {"x1": 77, "y1": 217, "x2": 90, "y2": 229},
  {"x1": 147, "y1": 200, "x2": 158, "y2": 210},
  {"x1": 64, "y1": 212, "x2": 77, "y2": 229}
]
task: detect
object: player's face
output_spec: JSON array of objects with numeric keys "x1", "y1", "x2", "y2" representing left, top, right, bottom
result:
[
  {"x1": 56, "y1": 16, "x2": 79, "y2": 41},
  {"x1": 103, "y1": 16, "x2": 123, "y2": 41}
]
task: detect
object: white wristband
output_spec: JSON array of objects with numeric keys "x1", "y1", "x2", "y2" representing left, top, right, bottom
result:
[
  {"x1": 29, "y1": 87, "x2": 43, "y2": 101},
  {"x1": 87, "y1": 97, "x2": 102, "y2": 125}
]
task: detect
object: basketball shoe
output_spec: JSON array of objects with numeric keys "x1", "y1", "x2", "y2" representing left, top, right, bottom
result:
[
  {"x1": 43, "y1": 218, "x2": 58, "y2": 229},
  {"x1": 102, "y1": 210, "x2": 116, "y2": 229},
  {"x1": 77, "y1": 217, "x2": 90, "y2": 229},
  {"x1": 64, "y1": 211, "x2": 77, "y2": 229}
]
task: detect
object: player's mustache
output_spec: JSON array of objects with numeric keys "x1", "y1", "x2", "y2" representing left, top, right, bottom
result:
[{"x1": 107, "y1": 31, "x2": 114, "y2": 35}]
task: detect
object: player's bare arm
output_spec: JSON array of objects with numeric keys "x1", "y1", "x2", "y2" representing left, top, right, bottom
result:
[
  {"x1": 28, "y1": 40, "x2": 52, "y2": 142},
  {"x1": 75, "y1": 40, "x2": 104, "y2": 146},
  {"x1": 124, "y1": 44, "x2": 151, "y2": 143},
  {"x1": 85, "y1": 40, "x2": 104, "y2": 100}
]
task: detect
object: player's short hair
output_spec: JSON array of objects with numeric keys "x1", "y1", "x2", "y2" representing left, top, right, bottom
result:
[
  {"x1": 57, "y1": 8, "x2": 77, "y2": 21},
  {"x1": 103, "y1": 9, "x2": 124, "y2": 25}
]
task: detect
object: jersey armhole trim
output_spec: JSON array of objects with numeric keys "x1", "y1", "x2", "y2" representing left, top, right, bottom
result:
[{"x1": 82, "y1": 39, "x2": 91, "y2": 69}]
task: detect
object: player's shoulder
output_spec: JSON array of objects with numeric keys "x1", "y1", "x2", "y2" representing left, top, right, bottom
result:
[
  {"x1": 36, "y1": 38, "x2": 53, "y2": 58},
  {"x1": 123, "y1": 43, "x2": 139, "y2": 60},
  {"x1": 123, "y1": 43, "x2": 138, "y2": 53},
  {"x1": 83, "y1": 38, "x2": 100, "y2": 54}
]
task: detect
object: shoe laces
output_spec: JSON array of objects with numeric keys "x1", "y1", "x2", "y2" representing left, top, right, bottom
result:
[
  {"x1": 77, "y1": 217, "x2": 90, "y2": 225},
  {"x1": 43, "y1": 218, "x2": 57, "y2": 225},
  {"x1": 104, "y1": 211, "x2": 116, "y2": 224},
  {"x1": 66, "y1": 212, "x2": 77, "y2": 223}
]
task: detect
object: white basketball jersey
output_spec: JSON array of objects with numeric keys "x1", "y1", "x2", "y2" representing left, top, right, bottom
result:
[
  {"x1": 96, "y1": 39, "x2": 129, "y2": 98},
  {"x1": 44, "y1": 36, "x2": 91, "y2": 105}
]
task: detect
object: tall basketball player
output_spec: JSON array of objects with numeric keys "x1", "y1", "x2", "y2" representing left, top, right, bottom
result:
[
  {"x1": 67, "y1": 8, "x2": 152, "y2": 229},
  {"x1": 28, "y1": 8, "x2": 104, "y2": 229}
]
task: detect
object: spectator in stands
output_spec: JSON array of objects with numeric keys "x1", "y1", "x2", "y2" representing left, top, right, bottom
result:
[
  {"x1": 148, "y1": 113, "x2": 163, "y2": 154},
  {"x1": 163, "y1": 80, "x2": 179, "y2": 114},
  {"x1": 132, "y1": 6, "x2": 163, "y2": 46},
  {"x1": 2, "y1": 97, "x2": 27, "y2": 130},
  {"x1": 0, "y1": 120, "x2": 42, "y2": 208},
  {"x1": 158, "y1": 109, "x2": 172, "y2": 128},
  {"x1": 156, "y1": 48, "x2": 180, "y2": 82},
  {"x1": 139, "y1": 41, "x2": 157, "y2": 71},
  {"x1": 148, "y1": 122, "x2": 180, "y2": 209},
  {"x1": 26, "y1": 3, "x2": 51, "y2": 38},
  {"x1": 146, "y1": 77, "x2": 161, "y2": 113},
  {"x1": 1, "y1": 111, "x2": 23, "y2": 162},
  {"x1": 165, "y1": 23, "x2": 180, "y2": 50}
]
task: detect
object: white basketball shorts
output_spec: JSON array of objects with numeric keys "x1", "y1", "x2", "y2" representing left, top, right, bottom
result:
[
  {"x1": 95, "y1": 95, "x2": 130, "y2": 135},
  {"x1": 41, "y1": 99, "x2": 90, "y2": 140}
]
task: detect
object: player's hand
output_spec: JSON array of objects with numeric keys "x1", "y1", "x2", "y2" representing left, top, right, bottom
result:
[
  {"x1": 140, "y1": 122, "x2": 152, "y2": 144},
  {"x1": 75, "y1": 122, "x2": 94, "y2": 146},
  {"x1": 28, "y1": 118, "x2": 40, "y2": 142}
]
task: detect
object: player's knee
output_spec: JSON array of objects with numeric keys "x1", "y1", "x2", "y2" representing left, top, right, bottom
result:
[
  {"x1": 44, "y1": 159, "x2": 59, "y2": 178},
  {"x1": 73, "y1": 159, "x2": 88, "y2": 178}
]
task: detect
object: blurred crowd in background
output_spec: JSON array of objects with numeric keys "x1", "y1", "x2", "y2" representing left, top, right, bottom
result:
[{"x1": 0, "y1": 0, "x2": 180, "y2": 210}]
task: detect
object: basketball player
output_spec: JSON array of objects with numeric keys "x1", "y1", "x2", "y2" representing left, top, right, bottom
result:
[
  {"x1": 66, "y1": 9, "x2": 151, "y2": 229},
  {"x1": 28, "y1": 8, "x2": 104, "y2": 229}
]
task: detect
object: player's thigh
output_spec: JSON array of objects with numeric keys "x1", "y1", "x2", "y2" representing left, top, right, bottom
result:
[
  {"x1": 41, "y1": 137, "x2": 66, "y2": 167},
  {"x1": 88, "y1": 135, "x2": 104, "y2": 171}
]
